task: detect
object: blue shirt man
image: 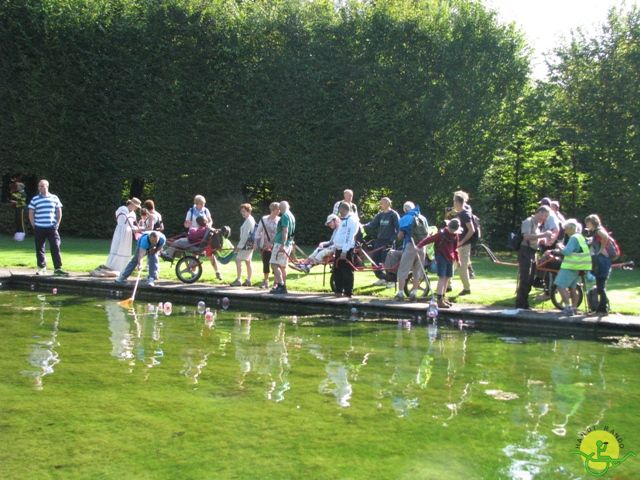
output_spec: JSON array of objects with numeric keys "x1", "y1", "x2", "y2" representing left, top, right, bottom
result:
[
  {"x1": 28, "y1": 179, "x2": 68, "y2": 276},
  {"x1": 116, "y1": 231, "x2": 166, "y2": 287}
]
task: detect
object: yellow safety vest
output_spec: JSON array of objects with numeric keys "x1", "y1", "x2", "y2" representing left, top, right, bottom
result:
[{"x1": 561, "y1": 234, "x2": 592, "y2": 271}]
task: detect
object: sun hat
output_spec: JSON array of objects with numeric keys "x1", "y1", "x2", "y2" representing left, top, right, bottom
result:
[
  {"x1": 129, "y1": 197, "x2": 142, "y2": 208},
  {"x1": 538, "y1": 197, "x2": 552, "y2": 206}
]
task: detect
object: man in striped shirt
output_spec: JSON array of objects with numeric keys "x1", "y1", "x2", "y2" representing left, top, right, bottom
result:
[{"x1": 28, "y1": 179, "x2": 68, "y2": 276}]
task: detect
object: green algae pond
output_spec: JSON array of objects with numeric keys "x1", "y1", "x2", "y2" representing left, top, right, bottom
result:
[{"x1": 1, "y1": 289, "x2": 639, "y2": 479}]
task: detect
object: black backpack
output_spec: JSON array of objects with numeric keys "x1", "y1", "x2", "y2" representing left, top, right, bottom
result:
[
  {"x1": 507, "y1": 230, "x2": 523, "y2": 251},
  {"x1": 470, "y1": 214, "x2": 481, "y2": 242},
  {"x1": 587, "y1": 286, "x2": 609, "y2": 313}
]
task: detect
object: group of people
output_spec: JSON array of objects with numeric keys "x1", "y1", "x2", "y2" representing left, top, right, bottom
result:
[
  {"x1": 23, "y1": 179, "x2": 615, "y2": 314},
  {"x1": 515, "y1": 197, "x2": 614, "y2": 315}
]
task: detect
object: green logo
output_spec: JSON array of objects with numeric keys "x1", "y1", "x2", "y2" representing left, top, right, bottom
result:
[{"x1": 574, "y1": 426, "x2": 636, "y2": 477}]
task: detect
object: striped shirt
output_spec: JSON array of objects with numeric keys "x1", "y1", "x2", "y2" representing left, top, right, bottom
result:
[{"x1": 28, "y1": 194, "x2": 63, "y2": 228}]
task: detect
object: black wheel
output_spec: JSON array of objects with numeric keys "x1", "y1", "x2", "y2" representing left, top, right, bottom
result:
[
  {"x1": 175, "y1": 256, "x2": 203, "y2": 284},
  {"x1": 550, "y1": 283, "x2": 584, "y2": 310},
  {"x1": 403, "y1": 272, "x2": 431, "y2": 298}
]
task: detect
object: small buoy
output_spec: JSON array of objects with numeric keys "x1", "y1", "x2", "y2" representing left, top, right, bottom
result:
[
  {"x1": 221, "y1": 297, "x2": 230, "y2": 310},
  {"x1": 197, "y1": 301, "x2": 206, "y2": 314},
  {"x1": 163, "y1": 302, "x2": 172, "y2": 316},
  {"x1": 51, "y1": 288, "x2": 57, "y2": 295}
]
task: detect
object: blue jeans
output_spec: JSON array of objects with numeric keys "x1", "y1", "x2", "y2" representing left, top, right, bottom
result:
[{"x1": 121, "y1": 248, "x2": 159, "y2": 281}]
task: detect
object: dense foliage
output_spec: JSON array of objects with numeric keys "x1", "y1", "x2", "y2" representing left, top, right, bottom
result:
[
  {"x1": 0, "y1": 0, "x2": 637, "y2": 258},
  {"x1": 0, "y1": 0, "x2": 528, "y2": 239}
]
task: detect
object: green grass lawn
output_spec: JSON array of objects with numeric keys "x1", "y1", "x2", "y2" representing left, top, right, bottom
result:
[{"x1": 1, "y1": 234, "x2": 638, "y2": 314}]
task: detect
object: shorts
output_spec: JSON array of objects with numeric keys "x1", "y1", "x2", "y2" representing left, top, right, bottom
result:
[
  {"x1": 269, "y1": 243, "x2": 292, "y2": 268},
  {"x1": 236, "y1": 248, "x2": 253, "y2": 262},
  {"x1": 435, "y1": 253, "x2": 453, "y2": 278},
  {"x1": 554, "y1": 269, "x2": 580, "y2": 289}
]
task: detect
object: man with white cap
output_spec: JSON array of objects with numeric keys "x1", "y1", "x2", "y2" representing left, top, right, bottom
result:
[{"x1": 299, "y1": 214, "x2": 342, "y2": 273}]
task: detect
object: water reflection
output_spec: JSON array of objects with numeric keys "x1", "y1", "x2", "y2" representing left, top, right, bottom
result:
[{"x1": 21, "y1": 300, "x2": 60, "y2": 390}]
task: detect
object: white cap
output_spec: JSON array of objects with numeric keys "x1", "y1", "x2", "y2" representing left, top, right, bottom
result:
[{"x1": 325, "y1": 214, "x2": 339, "y2": 225}]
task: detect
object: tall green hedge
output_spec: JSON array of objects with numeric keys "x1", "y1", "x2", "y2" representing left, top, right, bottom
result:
[{"x1": 1, "y1": 0, "x2": 529, "y2": 242}]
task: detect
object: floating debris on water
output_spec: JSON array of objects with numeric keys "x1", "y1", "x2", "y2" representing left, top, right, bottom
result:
[
  {"x1": 602, "y1": 335, "x2": 640, "y2": 349},
  {"x1": 485, "y1": 389, "x2": 519, "y2": 401}
]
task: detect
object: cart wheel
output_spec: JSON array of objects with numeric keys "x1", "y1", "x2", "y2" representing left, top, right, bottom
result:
[
  {"x1": 175, "y1": 256, "x2": 203, "y2": 284},
  {"x1": 550, "y1": 283, "x2": 584, "y2": 310},
  {"x1": 329, "y1": 271, "x2": 338, "y2": 293},
  {"x1": 404, "y1": 272, "x2": 431, "y2": 298}
]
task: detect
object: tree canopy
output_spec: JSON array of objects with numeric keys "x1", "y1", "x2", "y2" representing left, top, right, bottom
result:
[{"x1": 0, "y1": 0, "x2": 637, "y2": 259}]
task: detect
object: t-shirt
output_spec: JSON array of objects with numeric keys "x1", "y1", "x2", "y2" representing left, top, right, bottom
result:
[
  {"x1": 28, "y1": 193, "x2": 63, "y2": 228},
  {"x1": 185, "y1": 206, "x2": 212, "y2": 229},
  {"x1": 187, "y1": 226, "x2": 208, "y2": 244},
  {"x1": 364, "y1": 210, "x2": 400, "y2": 243},
  {"x1": 274, "y1": 211, "x2": 295, "y2": 246},
  {"x1": 520, "y1": 216, "x2": 540, "y2": 249},
  {"x1": 255, "y1": 215, "x2": 279, "y2": 250},
  {"x1": 138, "y1": 232, "x2": 166, "y2": 250}
]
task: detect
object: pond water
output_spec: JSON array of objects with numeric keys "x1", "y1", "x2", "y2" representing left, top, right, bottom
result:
[{"x1": 0, "y1": 289, "x2": 638, "y2": 479}]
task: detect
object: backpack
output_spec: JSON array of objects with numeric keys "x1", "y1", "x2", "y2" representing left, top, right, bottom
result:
[
  {"x1": 411, "y1": 215, "x2": 429, "y2": 242},
  {"x1": 587, "y1": 286, "x2": 609, "y2": 313},
  {"x1": 507, "y1": 230, "x2": 523, "y2": 251},
  {"x1": 603, "y1": 230, "x2": 621, "y2": 261},
  {"x1": 470, "y1": 214, "x2": 481, "y2": 242},
  {"x1": 243, "y1": 223, "x2": 259, "y2": 250}
]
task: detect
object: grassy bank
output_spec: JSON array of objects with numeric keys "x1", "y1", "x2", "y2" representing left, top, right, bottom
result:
[{"x1": 1, "y1": 234, "x2": 638, "y2": 314}]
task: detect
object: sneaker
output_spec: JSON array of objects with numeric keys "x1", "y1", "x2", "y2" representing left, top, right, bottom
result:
[
  {"x1": 215, "y1": 272, "x2": 222, "y2": 281},
  {"x1": 36, "y1": 267, "x2": 47, "y2": 276},
  {"x1": 270, "y1": 284, "x2": 287, "y2": 294},
  {"x1": 230, "y1": 279, "x2": 242, "y2": 287},
  {"x1": 53, "y1": 269, "x2": 69, "y2": 276},
  {"x1": 242, "y1": 280, "x2": 252, "y2": 287},
  {"x1": 115, "y1": 277, "x2": 127, "y2": 285},
  {"x1": 394, "y1": 291, "x2": 405, "y2": 301},
  {"x1": 409, "y1": 290, "x2": 417, "y2": 302},
  {"x1": 373, "y1": 279, "x2": 387, "y2": 286},
  {"x1": 261, "y1": 280, "x2": 269, "y2": 289},
  {"x1": 458, "y1": 289, "x2": 471, "y2": 296},
  {"x1": 386, "y1": 282, "x2": 395, "y2": 289},
  {"x1": 289, "y1": 263, "x2": 305, "y2": 272},
  {"x1": 146, "y1": 279, "x2": 155, "y2": 287},
  {"x1": 562, "y1": 306, "x2": 575, "y2": 316}
]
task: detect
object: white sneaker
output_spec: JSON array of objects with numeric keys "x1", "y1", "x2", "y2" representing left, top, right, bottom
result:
[
  {"x1": 394, "y1": 291, "x2": 405, "y2": 301},
  {"x1": 36, "y1": 267, "x2": 47, "y2": 275},
  {"x1": 409, "y1": 290, "x2": 417, "y2": 301},
  {"x1": 386, "y1": 282, "x2": 395, "y2": 289},
  {"x1": 373, "y1": 279, "x2": 387, "y2": 286}
]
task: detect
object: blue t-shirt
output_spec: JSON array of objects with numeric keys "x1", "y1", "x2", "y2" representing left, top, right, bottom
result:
[
  {"x1": 28, "y1": 194, "x2": 63, "y2": 228},
  {"x1": 138, "y1": 232, "x2": 166, "y2": 250}
]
